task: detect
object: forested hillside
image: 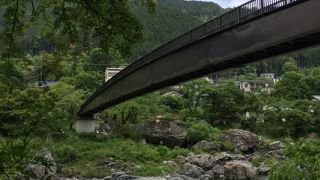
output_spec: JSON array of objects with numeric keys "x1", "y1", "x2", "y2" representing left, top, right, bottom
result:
[
  {"x1": 0, "y1": 0, "x2": 223, "y2": 63},
  {"x1": 1, "y1": 1, "x2": 320, "y2": 179},
  {"x1": 130, "y1": 0, "x2": 223, "y2": 61}
]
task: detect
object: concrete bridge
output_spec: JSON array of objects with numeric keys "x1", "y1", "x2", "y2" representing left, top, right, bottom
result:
[{"x1": 78, "y1": 0, "x2": 320, "y2": 117}]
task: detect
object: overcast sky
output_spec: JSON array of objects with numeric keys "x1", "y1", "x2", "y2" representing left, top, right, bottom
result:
[{"x1": 198, "y1": 0, "x2": 248, "y2": 8}]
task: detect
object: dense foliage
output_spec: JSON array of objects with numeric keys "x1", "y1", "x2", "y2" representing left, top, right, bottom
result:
[{"x1": 0, "y1": 0, "x2": 320, "y2": 178}]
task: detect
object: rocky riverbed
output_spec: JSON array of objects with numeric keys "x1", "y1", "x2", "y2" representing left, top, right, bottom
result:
[{"x1": 19, "y1": 126, "x2": 286, "y2": 180}]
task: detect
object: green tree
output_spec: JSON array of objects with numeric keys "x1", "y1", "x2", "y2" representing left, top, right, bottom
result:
[
  {"x1": 273, "y1": 72, "x2": 310, "y2": 100},
  {"x1": 282, "y1": 58, "x2": 299, "y2": 73},
  {"x1": 0, "y1": 0, "x2": 156, "y2": 57}
]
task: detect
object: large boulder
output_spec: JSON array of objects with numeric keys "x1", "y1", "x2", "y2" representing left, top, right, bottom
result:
[
  {"x1": 135, "y1": 120, "x2": 187, "y2": 147},
  {"x1": 266, "y1": 141, "x2": 285, "y2": 151},
  {"x1": 186, "y1": 153, "x2": 217, "y2": 170},
  {"x1": 185, "y1": 152, "x2": 246, "y2": 171},
  {"x1": 224, "y1": 160, "x2": 256, "y2": 180},
  {"x1": 178, "y1": 163, "x2": 205, "y2": 178},
  {"x1": 219, "y1": 129, "x2": 262, "y2": 153},
  {"x1": 213, "y1": 152, "x2": 246, "y2": 163},
  {"x1": 25, "y1": 148, "x2": 57, "y2": 179},
  {"x1": 193, "y1": 140, "x2": 220, "y2": 152}
]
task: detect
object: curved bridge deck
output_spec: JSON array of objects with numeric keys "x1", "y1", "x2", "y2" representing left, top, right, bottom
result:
[{"x1": 79, "y1": 0, "x2": 320, "y2": 117}]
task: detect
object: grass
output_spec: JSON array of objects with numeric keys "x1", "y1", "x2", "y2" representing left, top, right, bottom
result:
[{"x1": 45, "y1": 136, "x2": 189, "y2": 177}]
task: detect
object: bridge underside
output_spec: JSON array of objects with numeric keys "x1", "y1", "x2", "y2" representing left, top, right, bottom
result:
[{"x1": 79, "y1": 0, "x2": 320, "y2": 117}]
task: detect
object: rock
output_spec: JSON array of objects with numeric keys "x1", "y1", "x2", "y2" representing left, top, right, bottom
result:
[
  {"x1": 257, "y1": 164, "x2": 271, "y2": 175},
  {"x1": 178, "y1": 163, "x2": 205, "y2": 178},
  {"x1": 213, "y1": 152, "x2": 246, "y2": 163},
  {"x1": 307, "y1": 132, "x2": 318, "y2": 139},
  {"x1": 224, "y1": 160, "x2": 256, "y2": 180},
  {"x1": 267, "y1": 149, "x2": 285, "y2": 160},
  {"x1": 219, "y1": 129, "x2": 262, "y2": 153},
  {"x1": 96, "y1": 157, "x2": 134, "y2": 172},
  {"x1": 168, "y1": 174, "x2": 196, "y2": 180},
  {"x1": 199, "y1": 174, "x2": 213, "y2": 180},
  {"x1": 168, "y1": 174, "x2": 193, "y2": 180},
  {"x1": 111, "y1": 172, "x2": 138, "y2": 180},
  {"x1": 176, "y1": 155, "x2": 186, "y2": 165},
  {"x1": 163, "y1": 161, "x2": 179, "y2": 170},
  {"x1": 25, "y1": 148, "x2": 57, "y2": 179},
  {"x1": 212, "y1": 164, "x2": 224, "y2": 176},
  {"x1": 267, "y1": 141, "x2": 285, "y2": 151},
  {"x1": 193, "y1": 140, "x2": 220, "y2": 152},
  {"x1": 135, "y1": 120, "x2": 187, "y2": 147},
  {"x1": 186, "y1": 153, "x2": 216, "y2": 170},
  {"x1": 107, "y1": 172, "x2": 166, "y2": 180}
]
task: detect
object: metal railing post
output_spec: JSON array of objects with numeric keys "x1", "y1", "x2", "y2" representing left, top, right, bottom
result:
[
  {"x1": 237, "y1": 7, "x2": 241, "y2": 23},
  {"x1": 260, "y1": 0, "x2": 264, "y2": 13}
]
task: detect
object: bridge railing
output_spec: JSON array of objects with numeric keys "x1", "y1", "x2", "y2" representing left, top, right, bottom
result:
[
  {"x1": 90, "y1": 0, "x2": 303, "y2": 100},
  {"x1": 141, "y1": 0, "x2": 299, "y2": 68}
]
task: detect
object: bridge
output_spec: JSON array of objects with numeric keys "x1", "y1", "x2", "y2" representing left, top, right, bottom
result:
[{"x1": 78, "y1": 0, "x2": 320, "y2": 117}]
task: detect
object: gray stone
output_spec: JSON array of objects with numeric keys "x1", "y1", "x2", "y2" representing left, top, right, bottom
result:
[
  {"x1": 168, "y1": 174, "x2": 196, "y2": 180},
  {"x1": 257, "y1": 164, "x2": 271, "y2": 175},
  {"x1": 219, "y1": 129, "x2": 262, "y2": 153},
  {"x1": 193, "y1": 140, "x2": 220, "y2": 152},
  {"x1": 212, "y1": 164, "x2": 224, "y2": 175},
  {"x1": 178, "y1": 163, "x2": 205, "y2": 178},
  {"x1": 186, "y1": 153, "x2": 217, "y2": 170},
  {"x1": 213, "y1": 152, "x2": 246, "y2": 163},
  {"x1": 25, "y1": 148, "x2": 57, "y2": 179},
  {"x1": 176, "y1": 155, "x2": 186, "y2": 165},
  {"x1": 163, "y1": 161, "x2": 179, "y2": 170},
  {"x1": 224, "y1": 160, "x2": 256, "y2": 180},
  {"x1": 135, "y1": 120, "x2": 187, "y2": 147},
  {"x1": 199, "y1": 174, "x2": 213, "y2": 180},
  {"x1": 267, "y1": 141, "x2": 285, "y2": 151}
]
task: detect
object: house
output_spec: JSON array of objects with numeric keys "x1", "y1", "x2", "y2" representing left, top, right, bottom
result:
[
  {"x1": 238, "y1": 80, "x2": 269, "y2": 93},
  {"x1": 75, "y1": 113, "x2": 106, "y2": 133},
  {"x1": 34, "y1": 81, "x2": 58, "y2": 88},
  {"x1": 162, "y1": 91, "x2": 183, "y2": 98},
  {"x1": 312, "y1": 95, "x2": 320, "y2": 102},
  {"x1": 105, "y1": 66, "x2": 125, "y2": 82},
  {"x1": 260, "y1": 73, "x2": 275, "y2": 80},
  {"x1": 75, "y1": 119, "x2": 95, "y2": 133}
]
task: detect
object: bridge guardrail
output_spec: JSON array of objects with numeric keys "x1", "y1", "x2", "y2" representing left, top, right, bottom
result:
[
  {"x1": 129, "y1": 0, "x2": 301, "y2": 74},
  {"x1": 81, "y1": 0, "x2": 305, "y2": 112}
]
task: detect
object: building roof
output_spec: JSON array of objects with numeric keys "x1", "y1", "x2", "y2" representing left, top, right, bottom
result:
[
  {"x1": 313, "y1": 95, "x2": 320, "y2": 101},
  {"x1": 239, "y1": 80, "x2": 267, "y2": 84},
  {"x1": 162, "y1": 91, "x2": 183, "y2": 97}
]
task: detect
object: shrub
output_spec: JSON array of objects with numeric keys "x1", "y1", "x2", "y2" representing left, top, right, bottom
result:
[
  {"x1": 54, "y1": 145, "x2": 80, "y2": 164},
  {"x1": 186, "y1": 122, "x2": 222, "y2": 145},
  {"x1": 269, "y1": 139, "x2": 320, "y2": 179},
  {"x1": 119, "y1": 124, "x2": 143, "y2": 142}
]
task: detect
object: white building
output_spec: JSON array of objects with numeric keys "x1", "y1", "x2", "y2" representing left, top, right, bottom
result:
[
  {"x1": 105, "y1": 67, "x2": 125, "y2": 82},
  {"x1": 75, "y1": 120, "x2": 95, "y2": 133},
  {"x1": 239, "y1": 80, "x2": 268, "y2": 93},
  {"x1": 162, "y1": 91, "x2": 183, "y2": 97},
  {"x1": 260, "y1": 73, "x2": 275, "y2": 80},
  {"x1": 312, "y1": 95, "x2": 320, "y2": 102}
]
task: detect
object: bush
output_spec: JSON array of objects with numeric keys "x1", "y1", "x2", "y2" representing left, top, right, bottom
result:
[
  {"x1": 269, "y1": 139, "x2": 320, "y2": 179},
  {"x1": 120, "y1": 124, "x2": 143, "y2": 142},
  {"x1": 160, "y1": 96, "x2": 183, "y2": 112},
  {"x1": 54, "y1": 145, "x2": 80, "y2": 164},
  {"x1": 186, "y1": 122, "x2": 222, "y2": 145}
]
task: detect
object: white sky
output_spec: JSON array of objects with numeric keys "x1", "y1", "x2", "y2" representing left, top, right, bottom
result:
[{"x1": 195, "y1": 0, "x2": 249, "y2": 8}]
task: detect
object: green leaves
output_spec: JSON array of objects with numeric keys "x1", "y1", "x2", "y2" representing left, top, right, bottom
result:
[
  {"x1": 270, "y1": 139, "x2": 320, "y2": 179},
  {"x1": 0, "y1": 0, "x2": 157, "y2": 57}
]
